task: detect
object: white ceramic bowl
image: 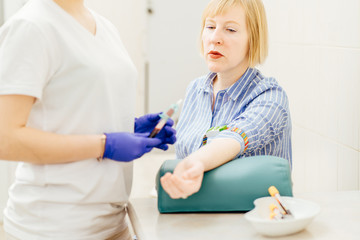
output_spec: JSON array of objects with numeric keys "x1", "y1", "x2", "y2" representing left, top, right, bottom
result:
[{"x1": 244, "y1": 196, "x2": 320, "y2": 237}]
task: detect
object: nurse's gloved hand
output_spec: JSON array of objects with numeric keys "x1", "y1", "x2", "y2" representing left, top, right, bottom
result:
[
  {"x1": 134, "y1": 112, "x2": 173, "y2": 133},
  {"x1": 134, "y1": 113, "x2": 176, "y2": 150},
  {"x1": 103, "y1": 132, "x2": 162, "y2": 162}
]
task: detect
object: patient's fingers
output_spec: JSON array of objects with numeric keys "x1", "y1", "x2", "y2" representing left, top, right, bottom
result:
[
  {"x1": 160, "y1": 175, "x2": 174, "y2": 196},
  {"x1": 171, "y1": 174, "x2": 200, "y2": 197},
  {"x1": 161, "y1": 172, "x2": 172, "y2": 180},
  {"x1": 161, "y1": 174, "x2": 186, "y2": 199},
  {"x1": 168, "y1": 176, "x2": 186, "y2": 198}
]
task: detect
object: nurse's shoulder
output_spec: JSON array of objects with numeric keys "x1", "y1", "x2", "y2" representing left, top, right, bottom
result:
[{"x1": 0, "y1": 0, "x2": 58, "y2": 39}]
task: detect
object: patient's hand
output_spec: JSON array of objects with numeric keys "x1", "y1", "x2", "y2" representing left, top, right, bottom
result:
[{"x1": 160, "y1": 158, "x2": 205, "y2": 199}]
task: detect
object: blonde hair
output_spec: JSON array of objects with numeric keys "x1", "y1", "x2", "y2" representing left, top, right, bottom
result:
[{"x1": 200, "y1": 0, "x2": 268, "y2": 67}]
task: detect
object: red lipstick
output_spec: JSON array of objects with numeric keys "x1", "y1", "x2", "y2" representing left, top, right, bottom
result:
[{"x1": 208, "y1": 50, "x2": 223, "y2": 59}]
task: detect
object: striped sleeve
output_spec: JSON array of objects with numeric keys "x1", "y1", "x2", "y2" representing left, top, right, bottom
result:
[{"x1": 215, "y1": 78, "x2": 290, "y2": 158}]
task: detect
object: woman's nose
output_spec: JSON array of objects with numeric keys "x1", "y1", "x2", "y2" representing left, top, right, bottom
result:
[{"x1": 210, "y1": 29, "x2": 223, "y2": 45}]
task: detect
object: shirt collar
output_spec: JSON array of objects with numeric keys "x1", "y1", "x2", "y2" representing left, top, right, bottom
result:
[
  {"x1": 200, "y1": 72, "x2": 217, "y2": 93},
  {"x1": 200, "y1": 68, "x2": 257, "y2": 100}
]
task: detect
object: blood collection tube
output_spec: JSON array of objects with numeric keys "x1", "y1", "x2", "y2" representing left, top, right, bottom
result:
[
  {"x1": 269, "y1": 204, "x2": 284, "y2": 220},
  {"x1": 268, "y1": 186, "x2": 293, "y2": 216},
  {"x1": 149, "y1": 99, "x2": 182, "y2": 138}
]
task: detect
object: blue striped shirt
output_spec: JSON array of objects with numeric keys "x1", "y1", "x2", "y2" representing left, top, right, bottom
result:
[{"x1": 175, "y1": 68, "x2": 292, "y2": 165}]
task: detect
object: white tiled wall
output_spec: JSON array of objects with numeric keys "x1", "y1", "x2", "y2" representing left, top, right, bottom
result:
[
  {"x1": 260, "y1": 0, "x2": 360, "y2": 193},
  {"x1": 338, "y1": 146, "x2": 359, "y2": 191}
]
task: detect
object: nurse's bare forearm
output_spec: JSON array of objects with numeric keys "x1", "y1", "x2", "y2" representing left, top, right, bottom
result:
[
  {"x1": 0, "y1": 95, "x2": 103, "y2": 164},
  {"x1": 0, "y1": 128, "x2": 103, "y2": 164},
  {"x1": 186, "y1": 138, "x2": 241, "y2": 172}
]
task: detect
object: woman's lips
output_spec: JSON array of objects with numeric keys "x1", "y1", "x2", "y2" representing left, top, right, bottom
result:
[{"x1": 208, "y1": 50, "x2": 223, "y2": 59}]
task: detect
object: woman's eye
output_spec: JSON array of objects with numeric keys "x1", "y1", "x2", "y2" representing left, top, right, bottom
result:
[
  {"x1": 227, "y1": 28, "x2": 236, "y2": 32},
  {"x1": 206, "y1": 26, "x2": 215, "y2": 30}
]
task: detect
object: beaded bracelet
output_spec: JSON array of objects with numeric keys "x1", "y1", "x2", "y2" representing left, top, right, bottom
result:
[{"x1": 229, "y1": 127, "x2": 249, "y2": 152}]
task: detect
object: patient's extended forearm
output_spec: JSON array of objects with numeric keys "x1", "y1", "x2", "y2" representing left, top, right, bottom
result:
[{"x1": 187, "y1": 138, "x2": 241, "y2": 172}]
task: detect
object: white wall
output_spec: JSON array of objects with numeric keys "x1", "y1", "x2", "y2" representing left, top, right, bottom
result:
[
  {"x1": 259, "y1": 0, "x2": 360, "y2": 193},
  {"x1": 146, "y1": 0, "x2": 208, "y2": 114},
  {"x1": 0, "y1": 0, "x2": 4, "y2": 25}
]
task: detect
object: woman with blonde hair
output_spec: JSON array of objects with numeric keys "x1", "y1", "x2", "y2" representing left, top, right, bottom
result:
[{"x1": 161, "y1": 0, "x2": 291, "y2": 199}]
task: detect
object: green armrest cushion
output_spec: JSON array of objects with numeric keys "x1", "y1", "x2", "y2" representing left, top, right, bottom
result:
[{"x1": 156, "y1": 155, "x2": 293, "y2": 213}]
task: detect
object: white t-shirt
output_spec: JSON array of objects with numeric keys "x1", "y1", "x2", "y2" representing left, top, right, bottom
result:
[{"x1": 0, "y1": 0, "x2": 137, "y2": 239}]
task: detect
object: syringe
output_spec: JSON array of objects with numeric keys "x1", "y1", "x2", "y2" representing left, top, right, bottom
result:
[{"x1": 149, "y1": 99, "x2": 182, "y2": 138}]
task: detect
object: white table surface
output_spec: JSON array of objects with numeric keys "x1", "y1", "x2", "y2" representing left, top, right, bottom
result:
[{"x1": 128, "y1": 191, "x2": 360, "y2": 240}]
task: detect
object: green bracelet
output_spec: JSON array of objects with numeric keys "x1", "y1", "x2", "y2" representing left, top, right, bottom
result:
[
  {"x1": 202, "y1": 125, "x2": 249, "y2": 152},
  {"x1": 202, "y1": 125, "x2": 229, "y2": 146}
]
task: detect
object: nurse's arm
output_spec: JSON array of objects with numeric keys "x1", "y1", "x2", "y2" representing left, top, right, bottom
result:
[{"x1": 0, "y1": 95, "x2": 103, "y2": 164}]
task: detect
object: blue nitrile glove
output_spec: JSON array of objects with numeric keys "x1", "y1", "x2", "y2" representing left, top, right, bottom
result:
[
  {"x1": 154, "y1": 125, "x2": 176, "y2": 150},
  {"x1": 134, "y1": 113, "x2": 176, "y2": 150},
  {"x1": 103, "y1": 132, "x2": 162, "y2": 162}
]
